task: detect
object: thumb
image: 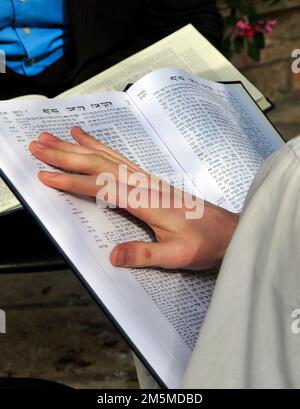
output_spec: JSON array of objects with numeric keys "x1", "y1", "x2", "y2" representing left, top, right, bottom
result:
[{"x1": 110, "y1": 241, "x2": 181, "y2": 269}]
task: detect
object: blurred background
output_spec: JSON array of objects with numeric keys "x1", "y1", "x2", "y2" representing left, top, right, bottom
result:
[
  {"x1": 0, "y1": 0, "x2": 299, "y2": 388},
  {"x1": 218, "y1": 0, "x2": 300, "y2": 141}
]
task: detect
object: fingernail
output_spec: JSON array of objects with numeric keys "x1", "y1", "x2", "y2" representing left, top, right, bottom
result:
[
  {"x1": 73, "y1": 126, "x2": 85, "y2": 134},
  {"x1": 33, "y1": 141, "x2": 45, "y2": 149},
  {"x1": 115, "y1": 248, "x2": 129, "y2": 266},
  {"x1": 40, "y1": 172, "x2": 57, "y2": 179},
  {"x1": 40, "y1": 132, "x2": 56, "y2": 142}
]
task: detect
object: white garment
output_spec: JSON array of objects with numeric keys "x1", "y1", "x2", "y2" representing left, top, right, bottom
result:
[
  {"x1": 182, "y1": 136, "x2": 300, "y2": 388},
  {"x1": 135, "y1": 135, "x2": 300, "y2": 389}
]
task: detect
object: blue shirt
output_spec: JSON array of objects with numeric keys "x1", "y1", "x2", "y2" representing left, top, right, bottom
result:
[{"x1": 0, "y1": 0, "x2": 70, "y2": 76}]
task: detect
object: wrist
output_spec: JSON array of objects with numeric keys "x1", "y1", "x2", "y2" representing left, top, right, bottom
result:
[{"x1": 215, "y1": 210, "x2": 240, "y2": 265}]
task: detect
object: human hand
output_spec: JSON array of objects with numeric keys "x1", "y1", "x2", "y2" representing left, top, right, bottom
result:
[{"x1": 29, "y1": 127, "x2": 239, "y2": 270}]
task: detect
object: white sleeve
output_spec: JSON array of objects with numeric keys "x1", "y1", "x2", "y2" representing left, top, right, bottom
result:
[{"x1": 182, "y1": 136, "x2": 300, "y2": 388}]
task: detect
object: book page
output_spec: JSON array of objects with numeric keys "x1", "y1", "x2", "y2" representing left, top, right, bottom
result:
[
  {"x1": 58, "y1": 24, "x2": 269, "y2": 110},
  {"x1": 0, "y1": 95, "x2": 48, "y2": 214},
  {"x1": 0, "y1": 92, "x2": 216, "y2": 388},
  {"x1": 128, "y1": 68, "x2": 283, "y2": 212},
  {"x1": 0, "y1": 178, "x2": 20, "y2": 215},
  {"x1": 0, "y1": 24, "x2": 270, "y2": 215}
]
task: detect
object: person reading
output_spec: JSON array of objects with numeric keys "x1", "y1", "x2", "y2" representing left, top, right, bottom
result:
[
  {"x1": 27, "y1": 126, "x2": 300, "y2": 389},
  {"x1": 0, "y1": 0, "x2": 223, "y2": 99},
  {"x1": 0, "y1": 0, "x2": 224, "y2": 276}
]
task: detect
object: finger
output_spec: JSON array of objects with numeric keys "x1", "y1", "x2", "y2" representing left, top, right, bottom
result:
[
  {"x1": 32, "y1": 141, "x2": 153, "y2": 215},
  {"x1": 29, "y1": 140, "x2": 117, "y2": 175},
  {"x1": 38, "y1": 170, "x2": 139, "y2": 204},
  {"x1": 39, "y1": 132, "x2": 126, "y2": 170},
  {"x1": 96, "y1": 173, "x2": 180, "y2": 226},
  {"x1": 71, "y1": 126, "x2": 142, "y2": 172},
  {"x1": 39, "y1": 169, "x2": 156, "y2": 224},
  {"x1": 39, "y1": 132, "x2": 93, "y2": 155},
  {"x1": 110, "y1": 240, "x2": 186, "y2": 269},
  {"x1": 38, "y1": 171, "x2": 99, "y2": 196}
]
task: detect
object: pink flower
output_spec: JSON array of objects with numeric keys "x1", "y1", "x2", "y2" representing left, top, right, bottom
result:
[
  {"x1": 236, "y1": 18, "x2": 249, "y2": 31},
  {"x1": 244, "y1": 26, "x2": 255, "y2": 39},
  {"x1": 236, "y1": 17, "x2": 255, "y2": 39},
  {"x1": 265, "y1": 19, "x2": 277, "y2": 34},
  {"x1": 236, "y1": 16, "x2": 277, "y2": 39}
]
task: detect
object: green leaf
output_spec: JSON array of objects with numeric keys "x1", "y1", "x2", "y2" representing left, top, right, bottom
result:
[
  {"x1": 254, "y1": 32, "x2": 265, "y2": 49},
  {"x1": 233, "y1": 35, "x2": 245, "y2": 53},
  {"x1": 247, "y1": 41, "x2": 260, "y2": 61},
  {"x1": 223, "y1": 0, "x2": 279, "y2": 59}
]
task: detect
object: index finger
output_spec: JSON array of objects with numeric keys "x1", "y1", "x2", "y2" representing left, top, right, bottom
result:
[{"x1": 71, "y1": 126, "x2": 143, "y2": 172}]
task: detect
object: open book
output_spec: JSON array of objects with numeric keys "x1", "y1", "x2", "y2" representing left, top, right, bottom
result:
[
  {"x1": 0, "y1": 24, "x2": 272, "y2": 215},
  {"x1": 0, "y1": 67, "x2": 283, "y2": 388}
]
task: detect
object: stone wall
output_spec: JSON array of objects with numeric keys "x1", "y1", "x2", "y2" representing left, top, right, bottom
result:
[{"x1": 218, "y1": 0, "x2": 300, "y2": 104}]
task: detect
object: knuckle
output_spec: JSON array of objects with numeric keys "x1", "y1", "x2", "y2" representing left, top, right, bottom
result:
[
  {"x1": 143, "y1": 247, "x2": 152, "y2": 263},
  {"x1": 131, "y1": 242, "x2": 152, "y2": 265}
]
